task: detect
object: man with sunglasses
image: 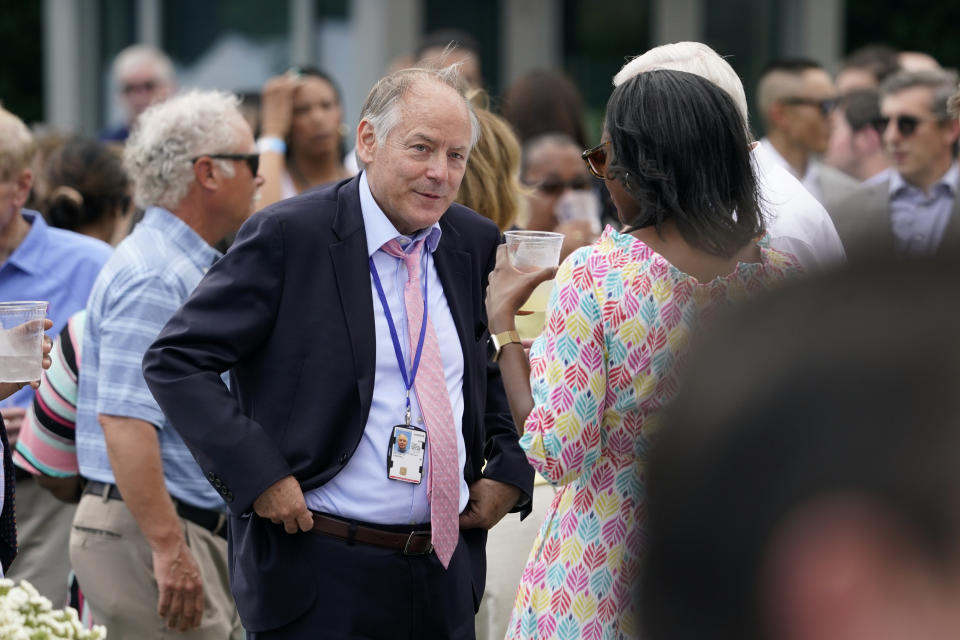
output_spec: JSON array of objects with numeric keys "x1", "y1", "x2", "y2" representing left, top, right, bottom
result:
[
  {"x1": 825, "y1": 89, "x2": 891, "y2": 184},
  {"x1": 832, "y1": 70, "x2": 960, "y2": 260},
  {"x1": 72, "y1": 90, "x2": 260, "y2": 638},
  {"x1": 99, "y1": 44, "x2": 176, "y2": 144},
  {"x1": 757, "y1": 59, "x2": 860, "y2": 214}
]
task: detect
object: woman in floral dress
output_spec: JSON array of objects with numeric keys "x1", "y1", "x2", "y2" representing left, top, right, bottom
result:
[{"x1": 485, "y1": 70, "x2": 803, "y2": 639}]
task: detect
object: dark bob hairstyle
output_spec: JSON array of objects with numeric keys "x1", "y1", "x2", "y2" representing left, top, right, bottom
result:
[{"x1": 605, "y1": 69, "x2": 762, "y2": 257}]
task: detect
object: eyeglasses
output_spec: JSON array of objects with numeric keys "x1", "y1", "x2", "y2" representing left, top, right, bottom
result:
[
  {"x1": 192, "y1": 153, "x2": 260, "y2": 176},
  {"x1": 581, "y1": 140, "x2": 611, "y2": 179},
  {"x1": 780, "y1": 97, "x2": 838, "y2": 117},
  {"x1": 876, "y1": 115, "x2": 940, "y2": 137},
  {"x1": 528, "y1": 174, "x2": 594, "y2": 196},
  {"x1": 121, "y1": 80, "x2": 159, "y2": 95}
]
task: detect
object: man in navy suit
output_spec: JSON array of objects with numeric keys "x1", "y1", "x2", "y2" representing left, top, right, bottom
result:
[{"x1": 143, "y1": 65, "x2": 534, "y2": 639}]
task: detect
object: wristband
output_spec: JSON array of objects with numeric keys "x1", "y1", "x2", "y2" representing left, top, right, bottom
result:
[{"x1": 256, "y1": 136, "x2": 287, "y2": 154}]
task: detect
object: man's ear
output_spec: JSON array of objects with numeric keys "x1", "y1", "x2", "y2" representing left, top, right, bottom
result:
[
  {"x1": 192, "y1": 157, "x2": 218, "y2": 191},
  {"x1": 356, "y1": 120, "x2": 377, "y2": 166},
  {"x1": 769, "y1": 102, "x2": 789, "y2": 131},
  {"x1": 943, "y1": 117, "x2": 960, "y2": 147},
  {"x1": 12, "y1": 168, "x2": 32, "y2": 209}
]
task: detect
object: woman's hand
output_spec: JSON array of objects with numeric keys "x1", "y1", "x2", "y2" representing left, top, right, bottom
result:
[
  {"x1": 259, "y1": 73, "x2": 300, "y2": 139},
  {"x1": 486, "y1": 245, "x2": 556, "y2": 334},
  {"x1": 0, "y1": 318, "x2": 53, "y2": 402}
]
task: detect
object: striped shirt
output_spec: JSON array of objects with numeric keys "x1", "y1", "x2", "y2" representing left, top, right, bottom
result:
[
  {"x1": 75, "y1": 207, "x2": 225, "y2": 510},
  {"x1": 13, "y1": 311, "x2": 85, "y2": 477}
]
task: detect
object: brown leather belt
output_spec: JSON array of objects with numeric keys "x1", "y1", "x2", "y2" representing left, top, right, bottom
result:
[{"x1": 310, "y1": 513, "x2": 434, "y2": 556}]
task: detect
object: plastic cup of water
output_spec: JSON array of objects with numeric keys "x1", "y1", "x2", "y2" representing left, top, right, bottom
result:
[
  {"x1": 0, "y1": 301, "x2": 48, "y2": 383},
  {"x1": 504, "y1": 230, "x2": 564, "y2": 272}
]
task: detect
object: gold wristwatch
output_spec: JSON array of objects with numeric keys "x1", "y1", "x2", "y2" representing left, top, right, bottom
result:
[{"x1": 490, "y1": 330, "x2": 522, "y2": 362}]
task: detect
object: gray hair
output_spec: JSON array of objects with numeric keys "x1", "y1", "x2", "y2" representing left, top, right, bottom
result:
[
  {"x1": 124, "y1": 90, "x2": 242, "y2": 210},
  {"x1": 880, "y1": 69, "x2": 960, "y2": 121},
  {"x1": 112, "y1": 44, "x2": 175, "y2": 87},
  {"x1": 949, "y1": 84, "x2": 960, "y2": 120},
  {"x1": 614, "y1": 42, "x2": 751, "y2": 138},
  {"x1": 0, "y1": 107, "x2": 36, "y2": 182},
  {"x1": 355, "y1": 65, "x2": 480, "y2": 169}
]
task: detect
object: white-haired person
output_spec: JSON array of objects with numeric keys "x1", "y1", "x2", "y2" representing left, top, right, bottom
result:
[
  {"x1": 615, "y1": 42, "x2": 846, "y2": 272},
  {"x1": 100, "y1": 44, "x2": 176, "y2": 143},
  {"x1": 71, "y1": 90, "x2": 262, "y2": 638}
]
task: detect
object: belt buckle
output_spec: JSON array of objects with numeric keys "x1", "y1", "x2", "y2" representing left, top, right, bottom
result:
[{"x1": 402, "y1": 530, "x2": 433, "y2": 556}]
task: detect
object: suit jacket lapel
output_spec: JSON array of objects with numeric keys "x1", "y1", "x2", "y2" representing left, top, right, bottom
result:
[
  {"x1": 329, "y1": 178, "x2": 377, "y2": 424},
  {"x1": 432, "y1": 219, "x2": 475, "y2": 440},
  {"x1": 939, "y1": 190, "x2": 960, "y2": 254}
]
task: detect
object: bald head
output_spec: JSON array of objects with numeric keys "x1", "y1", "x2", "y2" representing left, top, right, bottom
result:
[{"x1": 0, "y1": 108, "x2": 36, "y2": 182}]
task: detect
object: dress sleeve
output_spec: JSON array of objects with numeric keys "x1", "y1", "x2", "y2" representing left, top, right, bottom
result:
[
  {"x1": 13, "y1": 312, "x2": 84, "y2": 477},
  {"x1": 519, "y1": 247, "x2": 606, "y2": 486}
]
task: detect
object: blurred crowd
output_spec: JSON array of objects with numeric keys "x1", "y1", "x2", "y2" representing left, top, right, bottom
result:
[{"x1": 0, "y1": 27, "x2": 959, "y2": 640}]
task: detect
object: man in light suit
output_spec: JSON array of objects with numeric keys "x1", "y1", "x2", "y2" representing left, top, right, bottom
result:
[
  {"x1": 831, "y1": 69, "x2": 960, "y2": 260},
  {"x1": 143, "y1": 65, "x2": 534, "y2": 639}
]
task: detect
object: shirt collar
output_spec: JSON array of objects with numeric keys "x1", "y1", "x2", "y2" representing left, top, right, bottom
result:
[
  {"x1": 6, "y1": 210, "x2": 48, "y2": 275},
  {"x1": 358, "y1": 170, "x2": 441, "y2": 257},
  {"x1": 139, "y1": 206, "x2": 222, "y2": 269},
  {"x1": 890, "y1": 162, "x2": 960, "y2": 199},
  {"x1": 759, "y1": 138, "x2": 797, "y2": 178}
]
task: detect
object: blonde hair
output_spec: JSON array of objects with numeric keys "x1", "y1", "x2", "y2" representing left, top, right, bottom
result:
[
  {"x1": 0, "y1": 108, "x2": 37, "y2": 182},
  {"x1": 456, "y1": 91, "x2": 524, "y2": 231}
]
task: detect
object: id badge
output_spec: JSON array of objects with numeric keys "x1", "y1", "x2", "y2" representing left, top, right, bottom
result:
[{"x1": 387, "y1": 425, "x2": 426, "y2": 484}]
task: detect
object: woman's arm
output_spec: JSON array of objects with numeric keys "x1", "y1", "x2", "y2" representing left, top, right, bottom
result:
[
  {"x1": 256, "y1": 74, "x2": 298, "y2": 209},
  {"x1": 485, "y1": 245, "x2": 555, "y2": 434}
]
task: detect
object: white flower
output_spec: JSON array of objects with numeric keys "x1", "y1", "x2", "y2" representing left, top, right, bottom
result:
[{"x1": 0, "y1": 580, "x2": 106, "y2": 639}]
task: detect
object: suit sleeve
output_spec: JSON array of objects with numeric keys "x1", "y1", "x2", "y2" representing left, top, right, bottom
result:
[
  {"x1": 143, "y1": 211, "x2": 292, "y2": 515},
  {"x1": 476, "y1": 230, "x2": 535, "y2": 518}
]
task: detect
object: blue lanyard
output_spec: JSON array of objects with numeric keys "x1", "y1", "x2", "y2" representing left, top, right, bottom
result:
[{"x1": 369, "y1": 250, "x2": 429, "y2": 424}]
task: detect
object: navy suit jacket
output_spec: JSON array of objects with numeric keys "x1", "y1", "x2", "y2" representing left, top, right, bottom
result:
[{"x1": 143, "y1": 176, "x2": 534, "y2": 631}]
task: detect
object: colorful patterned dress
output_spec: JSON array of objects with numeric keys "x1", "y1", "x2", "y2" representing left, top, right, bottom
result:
[{"x1": 506, "y1": 227, "x2": 801, "y2": 639}]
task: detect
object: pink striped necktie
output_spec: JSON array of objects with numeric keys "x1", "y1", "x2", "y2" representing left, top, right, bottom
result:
[{"x1": 381, "y1": 238, "x2": 459, "y2": 568}]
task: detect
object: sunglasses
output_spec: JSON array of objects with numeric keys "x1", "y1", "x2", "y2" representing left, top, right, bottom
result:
[
  {"x1": 192, "y1": 153, "x2": 260, "y2": 176},
  {"x1": 121, "y1": 80, "x2": 159, "y2": 95},
  {"x1": 780, "y1": 96, "x2": 838, "y2": 117},
  {"x1": 876, "y1": 115, "x2": 939, "y2": 137},
  {"x1": 530, "y1": 174, "x2": 594, "y2": 196},
  {"x1": 581, "y1": 140, "x2": 611, "y2": 179}
]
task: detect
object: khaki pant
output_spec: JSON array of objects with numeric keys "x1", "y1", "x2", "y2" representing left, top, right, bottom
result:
[
  {"x1": 475, "y1": 482, "x2": 556, "y2": 640},
  {"x1": 70, "y1": 493, "x2": 243, "y2": 640},
  {"x1": 6, "y1": 477, "x2": 76, "y2": 604}
]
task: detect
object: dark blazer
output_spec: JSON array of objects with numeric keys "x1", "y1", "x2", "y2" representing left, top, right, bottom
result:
[
  {"x1": 831, "y1": 178, "x2": 960, "y2": 261},
  {"x1": 143, "y1": 176, "x2": 534, "y2": 632}
]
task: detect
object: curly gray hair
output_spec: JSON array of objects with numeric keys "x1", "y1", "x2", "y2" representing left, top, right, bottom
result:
[{"x1": 123, "y1": 90, "x2": 243, "y2": 210}]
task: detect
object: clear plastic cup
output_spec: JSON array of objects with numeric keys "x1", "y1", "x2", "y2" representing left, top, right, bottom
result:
[
  {"x1": 504, "y1": 230, "x2": 564, "y2": 272},
  {"x1": 0, "y1": 301, "x2": 48, "y2": 383}
]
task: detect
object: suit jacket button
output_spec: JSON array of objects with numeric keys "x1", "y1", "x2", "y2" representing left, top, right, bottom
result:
[
  {"x1": 339, "y1": 453, "x2": 348, "y2": 465},
  {"x1": 207, "y1": 472, "x2": 216, "y2": 482},
  {"x1": 223, "y1": 491, "x2": 234, "y2": 502}
]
